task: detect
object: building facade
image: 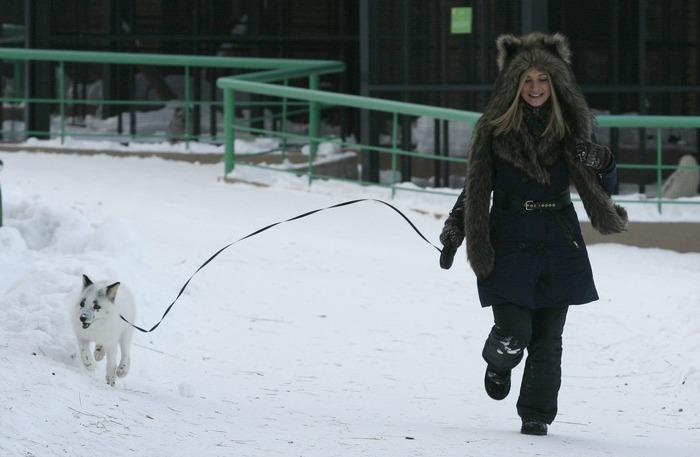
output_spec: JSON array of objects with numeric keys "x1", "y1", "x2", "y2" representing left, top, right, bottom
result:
[
  {"x1": 3, "y1": 0, "x2": 699, "y2": 116},
  {"x1": 2, "y1": 0, "x2": 699, "y2": 186}
]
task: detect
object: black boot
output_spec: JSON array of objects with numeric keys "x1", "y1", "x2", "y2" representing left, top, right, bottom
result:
[
  {"x1": 521, "y1": 419, "x2": 548, "y2": 436},
  {"x1": 484, "y1": 366, "x2": 511, "y2": 400}
]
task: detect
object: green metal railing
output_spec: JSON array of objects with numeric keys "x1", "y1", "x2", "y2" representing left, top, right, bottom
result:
[
  {"x1": 0, "y1": 47, "x2": 345, "y2": 146},
  {"x1": 596, "y1": 115, "x2": 700, "y2": 212},
  {"x1": 217, "y1": 74, "x2": 700, "y2": 211},
  {"x1": 1, "y1": 47, "x2": 699, "y2": 213},
  {"x1": 217, "y1": 75, "x2": 479, "y2": 194}
]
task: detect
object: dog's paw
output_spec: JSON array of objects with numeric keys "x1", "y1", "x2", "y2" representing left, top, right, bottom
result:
[
  {"x1": 82, "y1": 357, "x2": 96, "y2": 372},
  {"x1": 94, "y1": 345, "x2": 105, "y2": 361},
  {"x1": 117, "y1": 362, "x2": 130, "y2": 378},
  {"x1": 106, "y1": 372, "x2": 117, "y2": 387}
]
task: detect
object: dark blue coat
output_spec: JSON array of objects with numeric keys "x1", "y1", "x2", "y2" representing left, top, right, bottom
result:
[{"x1": 476, "y1": 156, "x2": 617, "y2": 309}]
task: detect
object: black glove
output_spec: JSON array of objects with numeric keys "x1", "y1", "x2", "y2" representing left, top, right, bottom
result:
[
  {"x1": 439, "y1": 214, "x2": 464, "y2": 270},
  {"x1": 575, "y1": 141, "x2": 612, "y2": 171}
]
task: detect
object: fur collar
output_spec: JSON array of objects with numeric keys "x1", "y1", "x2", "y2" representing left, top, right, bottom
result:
[{"x1": 492, "y1": 117, "x2": 562, "y2": 185}]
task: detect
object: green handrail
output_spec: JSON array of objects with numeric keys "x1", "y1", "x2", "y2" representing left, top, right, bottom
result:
[
  {"x1": 209, "y1": 59, "x2": 345, "y2": 172},
  {"x1": 596, "y1": 115, "x2": 700, "y2": 129},
  {"x1": 218, "y1": 77, "x2": 481, "y2": 121},
  {"x1": 217, "y1": 74, "x2": 700, "y2": 212},
  {"x1": 0, "y1": 46, "x2": 345, "y2": 149},
  {"x1": 1, "y1": 47, "x2": 698, "y2": 214},
  {"x1": 216, "y1": 76, "x2": 483, "y2": 182},
  {"x1": 597, "y1": 114, "x2": 700, "y2": 212},
  {"x1": 0, "y1": 47, "x2": 341, "y2": 70}
]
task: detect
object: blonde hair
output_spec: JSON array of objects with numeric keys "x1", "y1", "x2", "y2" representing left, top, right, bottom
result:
[{"x1": 492, "y1": 67, "x2": 568, "y2": 139}]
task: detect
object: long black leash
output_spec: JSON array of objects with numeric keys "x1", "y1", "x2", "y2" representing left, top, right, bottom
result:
[{"x1": 122, "y1": 198, "x2": 443, "y2": 333}]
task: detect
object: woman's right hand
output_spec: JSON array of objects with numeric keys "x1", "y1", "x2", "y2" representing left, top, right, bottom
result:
[{"x1": 439, "y1": 216, "x2": 464, "y2": 269}]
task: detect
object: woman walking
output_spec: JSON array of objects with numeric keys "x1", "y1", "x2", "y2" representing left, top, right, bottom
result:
[{"x1": 439, "y1": 32, "x2": 628, "y2": 436}]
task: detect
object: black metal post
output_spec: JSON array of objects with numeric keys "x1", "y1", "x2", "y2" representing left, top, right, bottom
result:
[
  {"x1": 359, "y1": 0, "x2": 378, "y2": 182},
  {"x1": 25, "y1": 0, "x2": 52, "y2": 139}
]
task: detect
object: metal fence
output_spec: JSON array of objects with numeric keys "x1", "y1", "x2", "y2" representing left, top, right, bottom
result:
[
  {"x1": 0, "y1": 47, "x2": 344, "y2": 146},
  {"x1": 2, "y1": 47, "x2": 700, "y2": 214},
  {"x1": 218, "y1": 75, "x2": 700, "y2": 213}
]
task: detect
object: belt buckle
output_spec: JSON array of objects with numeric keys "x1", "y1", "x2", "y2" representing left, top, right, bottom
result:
[{"x1": 524, "y1": 200, "x2": 536, "y2": 211}]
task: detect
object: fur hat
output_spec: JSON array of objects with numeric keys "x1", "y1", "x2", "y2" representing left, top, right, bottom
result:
[
  {"x1": 496, "y1": 32, "x2": 572, "y2": 72},
  {"x1": 482, "y1": 31, "x2": 593, "y2": 143}
]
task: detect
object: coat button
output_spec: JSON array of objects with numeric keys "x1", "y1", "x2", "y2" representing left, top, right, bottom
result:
[{"x1": 519, "y1": 243, "x2": 526, "y2": 250}]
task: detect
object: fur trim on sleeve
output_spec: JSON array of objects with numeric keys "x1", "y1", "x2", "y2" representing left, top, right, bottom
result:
[{"x1": 567, "y1": 149, "x2": 629, "y2": 234}]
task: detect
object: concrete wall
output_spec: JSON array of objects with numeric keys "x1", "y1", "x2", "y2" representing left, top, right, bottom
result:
[{"x1": 581, "y1": 222, "x2": 700, "y2": 253}]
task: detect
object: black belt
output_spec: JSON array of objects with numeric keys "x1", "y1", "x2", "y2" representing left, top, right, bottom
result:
[{"x1": 493, "y1": 190, "x2": 572, "y2": 212}]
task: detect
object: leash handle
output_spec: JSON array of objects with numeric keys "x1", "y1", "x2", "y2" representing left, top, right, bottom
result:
[{"x1": 121, "y1": 198, "x2": 443, "y2": 333}]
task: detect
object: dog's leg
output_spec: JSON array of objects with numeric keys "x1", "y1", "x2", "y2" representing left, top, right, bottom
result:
[
  {"x1": 78, "y1": 339, "x2": 96, "y2": 371},
  {"x1": 104, "y1": 345, "x2": 118, "y2": 386},
  {"x1": 94, "y1": 345, "x2": 105, "y2": 362},
  {"x1": 116, "y1": 329, "x2": 133, "y2": 378}
]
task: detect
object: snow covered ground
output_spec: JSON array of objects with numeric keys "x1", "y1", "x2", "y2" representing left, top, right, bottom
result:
[{"x1": 0, "y1": 147, "x2": 699, "y2": 456}]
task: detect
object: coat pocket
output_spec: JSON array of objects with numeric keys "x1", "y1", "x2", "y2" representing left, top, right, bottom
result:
[{"x1": 554, "y1": 212, "x2": 581, "y2": 249}]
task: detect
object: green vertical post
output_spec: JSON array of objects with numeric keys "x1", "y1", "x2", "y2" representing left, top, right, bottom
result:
[
  {"x1": 308, "y1": 74, "x2": 320, "y2": 185},
  {"x1": 390, "y1": 112, "x2": 399, "y2": 198},
  {"x1": 224, "y1": 89, "x2": 235, "y2": 174},
  {"x1": 281, "y1": 79, "x2": 289, "y2": 162}
]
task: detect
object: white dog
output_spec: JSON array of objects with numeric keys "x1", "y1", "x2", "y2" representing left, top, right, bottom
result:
[{"x1": 71, "y1": 274, "x2": 136, "y2": 386}]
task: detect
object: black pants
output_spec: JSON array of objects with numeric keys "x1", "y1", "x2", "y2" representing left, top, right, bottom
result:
[{"x1": 482, "y1": 303, "x2": 569, "y2": 424}]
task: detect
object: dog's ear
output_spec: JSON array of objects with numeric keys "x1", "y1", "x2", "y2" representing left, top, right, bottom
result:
[
  {"x1": 82, "y1": 274, "x2": 93, "y2": 289},
  {"x1": 106, "y1": 282, "x2": 121, "y2": 303}
]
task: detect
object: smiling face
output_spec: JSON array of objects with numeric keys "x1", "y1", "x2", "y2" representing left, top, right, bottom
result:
[{"x1": 520, "y1": 68, "x2": 551, "y2": 107}]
